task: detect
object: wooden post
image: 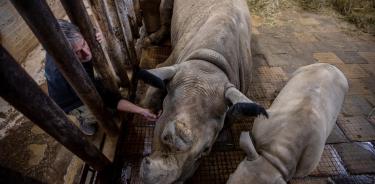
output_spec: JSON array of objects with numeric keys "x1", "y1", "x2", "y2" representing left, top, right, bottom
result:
[
  {"x1": 59, "y1": 0, "x2": 121, "y2": 95},
  {"x1": 0, "y1": 46, "x2": 111, "y2": 171},
  {"x1": 115, "y1": 0, "x2": 139, "y2": 67},
  {"x1": 88, "y1": 0, "x2": 131, "y2": 87},
  {"x1": 9, "y1": 0, "x2": 119, "y2": 136}
]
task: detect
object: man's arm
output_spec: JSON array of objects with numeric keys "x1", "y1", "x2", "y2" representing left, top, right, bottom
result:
[{"x1": 117, "y1": 99, "x2": 158, "y2": 121}]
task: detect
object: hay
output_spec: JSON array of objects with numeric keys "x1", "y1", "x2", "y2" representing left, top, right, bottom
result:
[
  {"x1": 247, "y1": 0, "x2": 375, "y2": 34},
  {"x1": 298, "y1": 0, "x2": 375, "y2": 33}
]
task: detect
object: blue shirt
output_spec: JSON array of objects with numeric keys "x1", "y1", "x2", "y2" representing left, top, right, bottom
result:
[{"x1": 44, "y1": 54, "x2": 95, "y2": 113}]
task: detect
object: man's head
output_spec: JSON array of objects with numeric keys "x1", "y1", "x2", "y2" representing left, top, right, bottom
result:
[{"x1": 58, "y1": 20, "x2": 92, "y2": 62}]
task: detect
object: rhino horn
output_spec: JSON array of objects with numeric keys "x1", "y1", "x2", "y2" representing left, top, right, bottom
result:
[
  {"x1": 224, "y1": 84, "x2": 269, "y2": 119},
  {"x1": 239, "y1": 131, "x2": 259, "y2": 161},
  {"x1": 147, "y1": 65, "x2": 178, "y2": 81},
  {"x1": 161, "y1": 120, "x2": 193, "y2": 151}
]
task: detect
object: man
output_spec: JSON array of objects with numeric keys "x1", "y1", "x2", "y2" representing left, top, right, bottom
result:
[{"x1": 45, "y1": 20, "x2": 158, "y2": 135}]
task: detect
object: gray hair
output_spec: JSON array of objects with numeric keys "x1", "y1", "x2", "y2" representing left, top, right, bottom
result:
[{"x1": 58, "y1": 19, "x2": 83, "y2": 44}]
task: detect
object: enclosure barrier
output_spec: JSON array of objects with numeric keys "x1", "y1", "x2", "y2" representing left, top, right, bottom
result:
[
  {"x1": 60, "y1": 0, "x2": 127, "y2": 92},
  {"x1": 1, "y1": 0, "x2": 157, "y2": 181},
  {"x1": 0, "y1": 46, "x2": 111, "y2": 171},
  {"x1": 9, "y1": 0, "x2": 120, "y2": 137}
]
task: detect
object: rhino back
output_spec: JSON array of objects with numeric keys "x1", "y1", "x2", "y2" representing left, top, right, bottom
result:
[
  {"x1": 252, "y1": 63, "x2": 348, "y2": 179},
  {"x1": 168, "y1": 0, "x2": 252, "y2": 92}
]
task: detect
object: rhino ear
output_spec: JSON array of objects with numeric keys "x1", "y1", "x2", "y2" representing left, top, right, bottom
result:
[
  {"x1": 147, "y1": 65, "x2": 177, "y2": 81},
  {"x1": 224, "y1": 84, "x2": 269, "y2": 122},
  {"x1": 239, "y1": 131, "x2": 259, "y2": 161},
  {"x1": 136, "y1": 66, "x2": 177, "y2": 90}
]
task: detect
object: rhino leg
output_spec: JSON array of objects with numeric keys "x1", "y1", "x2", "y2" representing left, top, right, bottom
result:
[{"x1": 145, "y1": 0, "x2": 174, "y2": 45}]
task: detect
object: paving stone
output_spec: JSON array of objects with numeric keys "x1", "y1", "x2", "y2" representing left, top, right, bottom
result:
[
  {"x1": 332, "y1": 175, "x2": 375, "y2": 184},
  {"x1": 247, "y1": 82, "x2": 282, "y2": 100},
  {"x1": 313, "y1": 40, "x2": 356, "y2": 52},
  {"x1": 363, "y1": 95, "x2": 375, "y2": 107},
  {"x1": 254, "y1": 66, "x2": 288, "y2": 83},
  {"x1": 310, "y1": 145, "x2": 347, "y2": 176},
  {"x1": 313, "y1": 52, "x2": 344, "y2": 64},
  {"x1": 265, "y1": 53, "x2": 315, "y2": 67},
  {"x1": 342, "y1": 95, "x2": 373, "y2": 117},
  {"x1": 337, "y1": 116, "x2": 375, "y2": 142},
  {"x1": 314, "y1": 33, "x2": 359, "y2": 51},
  {"x1": 333, "y1": 64, "x2": 369, "y2": 79},
  {"x1": 294, "y1": 32, "x2": 318, "y2": 42},
  {"x1": 353, "y1": 41, "x2": 375, "y2": 52},
  {"x1": 360, "y1": 77, "x2": 375, "y2": 94},
  {"x1": 291, "y1": 41, "x2": 319, "y2": 54},
  {"x1": 359, "y1": 64, "x2": 375, "y2": 76},
  {"x1": 335, "y1": 51, "x2": 368, "y2": 64},
  {"x1": 290, "y1": 177, "x2": 334, "y2": 184},
  {"x1": 327, "y1": 124, "x2": 349, "y2": 144},
  {"x1": 358, "y1": 52, "x2": 375, "y2": 64},
  {"x1": 347, "y1": 79, "x2": 371, "y2": 95},
  {"x1": 334, "y1": 143, "x2": 375, "y2": 174}
]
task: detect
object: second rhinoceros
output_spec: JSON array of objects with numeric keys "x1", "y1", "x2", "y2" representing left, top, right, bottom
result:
[
  {"x1": 139, "y1": 0, "x2": 267, "y2": 183},
  {"x1": 227, "y1": 63, "x2": 348, "y2": 184}
]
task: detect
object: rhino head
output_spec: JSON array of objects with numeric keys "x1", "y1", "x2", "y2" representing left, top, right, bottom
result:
[
  {"x1": 226, "y1": 131, "x2": 286, "y2": 184},
  {"x1": 139, "y1": 62, "x2": 268, "y2": 184}
]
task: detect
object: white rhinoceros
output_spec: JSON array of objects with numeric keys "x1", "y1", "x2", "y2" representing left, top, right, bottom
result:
[
  {"x1": 227, "y1": 63, "x2": 348, "y2": 184},
  {"x1": 139, "y1": 0, "x2": 268, "y2": 183}
]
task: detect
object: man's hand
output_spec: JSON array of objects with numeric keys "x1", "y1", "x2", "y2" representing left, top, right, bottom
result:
[
  {"x1": 95, "y1": 32, "x2": 103, "y2": 43},
  {"x1": 140, "y1": 108, "x2": 158, "y2": 122}
]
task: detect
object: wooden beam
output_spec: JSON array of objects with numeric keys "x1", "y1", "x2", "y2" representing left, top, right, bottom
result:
[
  {"x1": 59, "y1": 0, "x2": 120, "y2": 95},
  {"x1": 89, "y1": 0, "x2": 131, "y2": 87},
  {"x1": 9, "y1": 0, "x2": 119, "y2": 136},
  {"x1": 115, "y1": 0, "x2": 139, "y2": 67},
  {"x1": 0, "y1": 46, "x2": 111, "y2": 171}
]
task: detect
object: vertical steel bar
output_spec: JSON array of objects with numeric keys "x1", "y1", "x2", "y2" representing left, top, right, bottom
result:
[
  {"x1": 9, "y1": 0, "x2": 119, "y2": 136},
  {"x1": 0, "y1": 46, "x2": 111, "y2": 171}
]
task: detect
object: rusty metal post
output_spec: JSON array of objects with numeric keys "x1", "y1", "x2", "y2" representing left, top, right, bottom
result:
[
  {"x1": 0, "y1": 46, "x2": 111, "y2": 171},
  {"x1": 10, "y1": 0, "x2": 119, "y2": 136},
  {"x1": 59, "y1": 0, "x2": 120, "y2": 95},
  {"x1": 89, "y1": 0, "x2": 131, "y2": 87}
]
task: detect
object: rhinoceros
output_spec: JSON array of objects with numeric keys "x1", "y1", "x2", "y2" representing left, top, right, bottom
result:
[
  {"x1": 139, "y1": 0, "x2": 268, "y2": 183},
  {"x1": 226, "y1": 63, "x2": 348, "y2": 184}
]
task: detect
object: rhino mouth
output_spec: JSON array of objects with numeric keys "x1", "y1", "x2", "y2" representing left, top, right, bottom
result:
[{"x1": 140, "y1": 153, "x2": 180, "y2": 184}]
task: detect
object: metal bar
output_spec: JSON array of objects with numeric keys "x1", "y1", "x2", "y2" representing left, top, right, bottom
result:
[
  {"x1": 0, "y1": 46, "x2": 111, "y2": 171},
  {"x1": 59, "y1": 0, "x2": 120, "y2": 94},
  {"x1": 89, "y1": 0, "x2": 131, "y2": 87},
  {"x1": 9, "y1": 0, "x2": 119, "y2": 136}
]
